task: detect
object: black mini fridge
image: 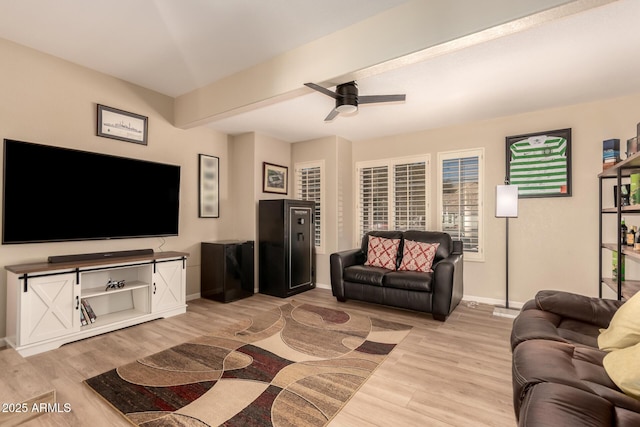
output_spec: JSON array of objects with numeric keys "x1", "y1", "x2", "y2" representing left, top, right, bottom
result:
[
  {"x1": 259, "y1": 199, "x2": 315, "y2": 297},
  {"x1": 201, "y1": 240, "x2": 254, "y2": 302}
]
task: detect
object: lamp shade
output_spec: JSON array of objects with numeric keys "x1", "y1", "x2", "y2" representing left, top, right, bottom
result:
[{"x1": 496, "y1": 185, "x2": 519, "y2": 218}]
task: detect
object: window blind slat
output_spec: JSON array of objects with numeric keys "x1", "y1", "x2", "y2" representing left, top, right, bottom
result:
[{"x1": 296, "y1": 165, "x2": 322, "y2": 247}]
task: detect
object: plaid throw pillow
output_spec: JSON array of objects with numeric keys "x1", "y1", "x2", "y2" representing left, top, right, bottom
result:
[
  {"x1": 364, "y1": 236, "x2": 400, "y2": 270},
  {"x1": 398, "y1": 240, "x2": 440, "y2": 272}
]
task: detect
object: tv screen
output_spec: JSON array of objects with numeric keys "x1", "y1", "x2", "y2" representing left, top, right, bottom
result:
[{"x1": 3, "y1": 139, "x2": 180, "y2": 244}]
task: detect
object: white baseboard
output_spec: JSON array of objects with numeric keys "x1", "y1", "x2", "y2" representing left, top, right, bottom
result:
[
  {"x1": 315, "y1": 282, "x2": 330, "y2": 290},
  {"x1": 492, "y1": 306, "x2": 521, "y2": 318},
  {"x1": 462, "y1": 294, "x2": 524, "y2": 310},
  {"x1": 186, "y1": 292, "x2": 201, "y2": 301}
]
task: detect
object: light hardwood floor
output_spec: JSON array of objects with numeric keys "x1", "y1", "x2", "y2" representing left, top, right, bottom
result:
[{"x1": 1, "y1": 288, "x2": 516, "y2": 426}]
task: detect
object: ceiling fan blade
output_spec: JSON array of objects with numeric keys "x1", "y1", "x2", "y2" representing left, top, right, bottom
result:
[
  {"x1": 324, "y1": 108, "x2": 340, "y2": 121},
  {"x1": 358, "y1": 94, "x2": 406, "y2": 104},
  {"x1": 304, "y1": 82, "x2": 340, "y2": 99}
]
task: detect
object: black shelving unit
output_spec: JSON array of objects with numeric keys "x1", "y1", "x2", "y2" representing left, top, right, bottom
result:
[{"x1": 599, "y1": 151, "x2": 640, "y2": 300}]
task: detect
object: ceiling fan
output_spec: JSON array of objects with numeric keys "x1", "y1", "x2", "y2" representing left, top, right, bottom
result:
[{"x1": 304, "y1": 81, "x2": 406, "y2": 121}]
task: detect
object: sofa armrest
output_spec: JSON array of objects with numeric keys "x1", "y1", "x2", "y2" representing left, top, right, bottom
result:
[
  {"x1": 534, "y1": 290, "x2": 623, "y2": 329},
  {"x1": 330, "y1": 249, "x2": 365, "y2": 300},
  {"x1": 431, "y1": 244, "x2": 464, "y2": 320}
]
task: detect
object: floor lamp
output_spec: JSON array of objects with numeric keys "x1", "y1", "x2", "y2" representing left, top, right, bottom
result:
[{"x1": 494, "y1": 184, "x2": 521, "y2": 318}]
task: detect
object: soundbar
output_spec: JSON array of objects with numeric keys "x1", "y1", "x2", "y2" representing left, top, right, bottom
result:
[{"x1": 48, "y1": 248, "x2": 154, "y2": 264}]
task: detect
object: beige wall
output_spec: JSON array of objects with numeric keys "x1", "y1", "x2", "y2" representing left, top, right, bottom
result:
[
  {"x1": 2, "y1": 33, "x2": 640, "y2": 339},
  {"x1": 0, "y1": 39, "x2": 231, "y2": 337},
  {"x1": 352, "y1": 92, "x2": 640, "y2": 306},
  {"x1": 229, "y1": 133, "x2": 257, "y2": 241},
  {"x1": 228, "y1": 132, "x2": 291, "y2": 291}
]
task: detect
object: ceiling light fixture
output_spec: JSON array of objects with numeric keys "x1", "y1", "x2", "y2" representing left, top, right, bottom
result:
[{"x1": 336, "y1": 104, "x2": 357, "y2": 114}]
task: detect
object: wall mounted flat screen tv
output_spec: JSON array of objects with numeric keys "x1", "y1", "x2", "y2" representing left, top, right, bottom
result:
[{"x1": 3, "y1": 139, "x2": 181, "y2": 244}]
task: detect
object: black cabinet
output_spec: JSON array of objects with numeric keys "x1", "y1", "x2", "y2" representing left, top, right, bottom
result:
[
  {"x1": 259, "y1": 199, "x2": 315, "y2": 297},
  {"x1": 201, "y1": 240, "x2": 254, "y2": 303}
]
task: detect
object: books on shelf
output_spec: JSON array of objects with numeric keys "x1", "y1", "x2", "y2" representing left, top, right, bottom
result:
[
  {"x1": 603, "y1": 138, "x2": 621, "y2": 171},
  {"x1": 81, "y1": 299, "x2": 97, "y2": 323},
  {"x1": 79, "y1": 307, "x2": 88, "y2": 326}
]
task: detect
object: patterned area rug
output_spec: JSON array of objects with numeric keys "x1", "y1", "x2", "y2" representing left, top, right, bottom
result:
[{"x1": 85, "y1": 301, "x2": 412, "y2": 426}]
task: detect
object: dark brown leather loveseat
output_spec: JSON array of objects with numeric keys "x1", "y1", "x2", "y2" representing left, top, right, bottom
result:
[
  {"x1": 330, "y1": 230, "x2": 463, "y2": 321},
  {"x1": 511, "y1": 290, "x2": 640, "y2": 426}
]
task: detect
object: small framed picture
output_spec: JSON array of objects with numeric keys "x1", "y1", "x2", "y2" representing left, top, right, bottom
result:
[
  {"x1": 97, "y1": 104, "x2": 148, "y2": 145},
  {"x1": 263, "y1": 162, "x2": 288, "y2": 194},
  {"x1": 506, "y1": 128, "x2": 572, "y2": 198},
  {"x1": 199, "y1": 154, "x2": 219, "y2": 218}
]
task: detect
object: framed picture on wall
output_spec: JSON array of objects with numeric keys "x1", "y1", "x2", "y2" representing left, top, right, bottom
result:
[
  {"x1": 199, "y1": 154, "x2": 219, "y2": 218},
  {"x1": 263, "y1": 162, "x2": 288, "y2": 194},
  {"x1": 506, "y1": 128, "x2": 572, "y2": 198},
  {"x1": 97, "y1": 104, "x2": 148, "y2": 145}
]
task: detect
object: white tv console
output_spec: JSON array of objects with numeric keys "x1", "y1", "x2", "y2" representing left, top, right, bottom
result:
[{"x1": 5, "y1": 251, "x2": 188, "y2": 357}]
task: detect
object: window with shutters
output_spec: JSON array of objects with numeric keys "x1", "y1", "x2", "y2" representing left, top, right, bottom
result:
[
  {"x1": 437, "y1": 149, "x2": 484, "y2": 261},
  {"x1": 356, "y1": 156, "x2": 429, "y2": 243},
  {"x1": 295, "y1": 160, "x2": 324, "y2": 254}
]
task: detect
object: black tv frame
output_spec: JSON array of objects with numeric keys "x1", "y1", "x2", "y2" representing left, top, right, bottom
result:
[{"x1": 2, "y1": 139, "x2": 181, "y2": 244}]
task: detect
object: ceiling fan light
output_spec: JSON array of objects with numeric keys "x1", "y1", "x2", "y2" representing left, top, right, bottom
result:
[{"x1": 336, "y1": 104, "x2": 357, "y2": 114}]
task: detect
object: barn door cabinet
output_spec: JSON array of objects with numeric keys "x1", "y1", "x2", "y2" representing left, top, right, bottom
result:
[{"x1": 5, "y1": 251, "x2": 187, "y2": 356}]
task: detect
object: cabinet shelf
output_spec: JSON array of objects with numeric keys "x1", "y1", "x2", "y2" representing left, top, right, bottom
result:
[
  {"x1": 602, "y1": 278, "x2": 640, "y2": 300},
  {"x1": 599, "y1": 150, "x2": 640, "y2": 177},
  {"x1": 81, "y1": 308, "x2": 148, "y2": 329},
  {"x1": 81, "y1": 281, "x2": 148, "y2": 299},
  {"x1": 602, "y1": 205, "x2": 640, "y2": 214},
  {"x1": 602, "y1": 243, "x2": 640, "y2": 262}
]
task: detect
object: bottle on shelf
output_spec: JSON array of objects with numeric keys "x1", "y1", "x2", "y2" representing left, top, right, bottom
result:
[
  {"x1": 621, "y1": 217, "x2": 628, "y2": 246},
  {"x1": 635, "y1": 227, "x2": 640, "y2": 251},
  {"x1": 628, "y1": 225, "x2": 636, "y2": 247}
]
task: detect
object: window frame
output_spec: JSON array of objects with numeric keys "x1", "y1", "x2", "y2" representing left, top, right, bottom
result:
[{"x1": 437, "y1": 148, "x2": 484, "y2": 262}]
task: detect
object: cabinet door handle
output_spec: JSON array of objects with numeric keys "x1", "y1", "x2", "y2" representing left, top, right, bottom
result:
[
  {"x1": 76, "y1": 296, "x2": 80, "y2": 310},
  {"x1": 153, "y1": 283, "x2": 156, "y2": 294}
]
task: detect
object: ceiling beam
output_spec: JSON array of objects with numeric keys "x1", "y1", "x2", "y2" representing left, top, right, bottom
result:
[{"x1": 174, "y1": 0, "x2": 615, "y2": 129}]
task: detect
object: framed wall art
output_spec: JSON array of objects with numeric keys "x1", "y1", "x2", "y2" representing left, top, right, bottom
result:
[
  {"x1": 97, "y1": 104, "x2": 148, "y2": 145},
  {"x1": 199, "y1": 154, "x2": 219, "y2": 218},
  {"x1": 506, "y1": 128, "x2": 572, "y2": 198},
  {"x1": 263, "y1": 162, "x2": 288, "y2": 194}
]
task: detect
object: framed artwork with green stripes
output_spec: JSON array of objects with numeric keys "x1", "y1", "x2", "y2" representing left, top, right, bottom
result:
[{"x1": 506, "y1": 128, "x2": 572, "y2": 198}]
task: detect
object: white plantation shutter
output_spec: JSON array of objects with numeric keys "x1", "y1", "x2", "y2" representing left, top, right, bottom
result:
[
  {"x1": 438, "y1": 149, "x2": 484, "y2": 261},
  {"x1": 356, "y1": 156, "x2": 429, "y2": 243},
  {"x1": 394, "y1": 161, "x2": 426, "y2": 231},
  {"x1": 295, "y1": 161, "x2": 323, "y2": 253},
  {"x1": 358, "y1": 165, "x2": 389, "y2": 238}
]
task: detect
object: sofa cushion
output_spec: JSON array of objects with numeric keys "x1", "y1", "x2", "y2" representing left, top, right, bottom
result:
[
  {"x1": 402, "y1": 230, "x2": 452, "y2": 261},
  {"x1": 364, "y1": 236, "x2": 401, "y2": 270},
  {"x1": 360, "y1": 231, "x2": 404, "y2": 255},
  {"x1": 343, "y1": 265, "x2": 386, "y2": 286},
  {"x1": 383, "y1": 270, "x2": 432, "y2": 292},
  {"x1": 603, "y1": 341, "x2": 640, "y2": 399},
  {"x1": 518, "y1": 382, "x2": 640, "y2": 427},
  {"x1": 398, "y1": 240, "x2": 439, "y2": 272},
  {"x1": 598, "y1": 291, "x2": 640, "y2": 351},
  {"x1": 513, "y1": 339, "x2": 640, "y2": 416},
  {"x1": 511, "y1": 308, "x2": 602, "y2": 350},
  {"x1": 534, "y1": 290, "x2": 622, "y2": 329}
]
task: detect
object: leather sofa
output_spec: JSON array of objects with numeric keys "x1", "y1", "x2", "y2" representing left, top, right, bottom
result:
[
  {"x1": 330, "y1": 230, "x2": 463, "y2": 321},
  {"x1": 511, "y1": 290, "x2": 640, "y2": 426}
]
